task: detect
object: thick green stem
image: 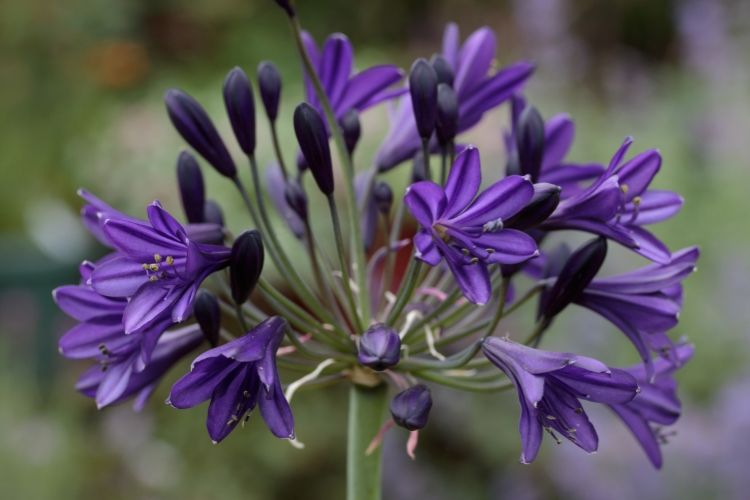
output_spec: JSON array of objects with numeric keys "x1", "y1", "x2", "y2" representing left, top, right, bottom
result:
[{"x1": 347, "y1": 383, "x2": 387, "y2": 500}]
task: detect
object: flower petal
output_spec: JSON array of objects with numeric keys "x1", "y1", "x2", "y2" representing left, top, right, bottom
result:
[
  {"x1": 443, "y1": 146, "x2": 481, "y2": 218},
  {"x1": 449, "y1": 175, "x2": 533, "y2": 227},
  {"x1": 404, "y1": 181, "x2": 446, "y2": 228}
]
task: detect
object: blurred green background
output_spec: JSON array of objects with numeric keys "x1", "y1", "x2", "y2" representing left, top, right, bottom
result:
[{"x1": 1, "y1": 0, "x2": 749, "y2": 498}]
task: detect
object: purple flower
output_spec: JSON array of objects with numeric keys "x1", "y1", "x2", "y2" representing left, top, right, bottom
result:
[
  {"x1": 575, "y1": 246, "x2": 699, "y2": 375},
  {"x1": 77, "y1": 325, "x2": 203, "y2": 411},
  {"x1": 482, "y1": 337, "x2": 639, "y2": 464},
  {"x1": 168, "y1": 317, "x2": 294, "y2": 443},
  {"x1": 542, "y1": 137, "x2": 684, "y2": 263},
  {"x1": 90, "y1": 201, "x2": 231, "y2": 334},
  {"x1": 404, "y1": 147, "x2": 538, "y2": 304},
  {"x1": 609, "y1": 342, "x2": 694, "y2": 469},
  {"x1": 301, "y1": 31, "x2": 405, "y2": 122},
  {"x1": 376, "y1": 24, "x2": 534, "y2": 171},
  {"x1": 54, "y1": 260, "x2": 200, "y2": 409}
]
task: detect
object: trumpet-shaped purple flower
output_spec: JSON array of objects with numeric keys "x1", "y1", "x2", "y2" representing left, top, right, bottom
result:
[
  {"x1": 376, "y1": 24, "x2": 534, "y2": 171},
  {"x1": 301, "y1": 31, "x2": 405, "y2": 122},
  {"x1": 77, "y1": 325, "x2": 203, "y2": 411},
  {"x1": 54, "y1": 260, "x2": 200, "y2": 408},
  {"x1": 543, "y1": 138, "x2": 684, "y2": 263},
  {"x1": 168, "y1": 317, "x2": 294, "y2": 443},
  {"x1": 404, "y1": 147, "x2": 538, "y2": 304},
  {"x1": 482, "y1": 337, "x2": 639, "y2": 463},
  {"x1": 90, "y1": 201, "x2": 231, "y2": 334},
  {"x1": 609, "y1": 342, "x2": 693, "y2": 469},
  {"x1": 575, "y1": 246, "x2": 699, "y2": 374}
]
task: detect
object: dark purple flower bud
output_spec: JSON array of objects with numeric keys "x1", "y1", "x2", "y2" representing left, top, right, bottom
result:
[
  {"x1": 284, "y1": 179, "x2": 309, "y2": 222},
  {"x1": 339, "y1": 108, "x2": 361, "y2": 156},
  {"x1": 408, "y1": 58, "x2": 438, "y2": 140},
  {"x1": 373, "y1": 181, "x2": 393, "y2": 215},
  {"x1": 435, "y1": 83, "x2": 458, "y2": 146},
  {"x1": 274, "y1": 0, "x2": 295, "y2": 17},
  {"x1": 203, "y1": 199, "x2": 224, "y2": 227},
  {"x1": 176, "y1": 151, "x2": 205, "y2": 224},
  {"x1": 430, "y1": 54, "x2": 454, "y2": 87},
  {"x1": 390, "y1": 385, "x2": 432, "y2": 431},
  {"x1": 165, "y1": 89, "x2": 237, "y2": 178},
  {"x1": 411, "y1": 150, "x2": 427, "y2": 183},
  {"x1": 294, "y1": 103, "x2": 334, "y2": 196},
  {"x1": 229, "y1": 230, "x2": 265, "y2": 304},
  {"x1": 540, "y1": 237, "x2": 607, "y2": 321},
  {"x1": 505, "y1": 183, "x2": 561, "y2": 230},
  {"x1": 193, "y1": 289, "x2": 221, "y2": 347},
  {"x1": 258, "y1": 61, "x2": 281, "y2": 122},
  {"x1": 516, "y1": 105, "x2": 545, "y2": 182},
  {"x1": 223, "y1": 67, "x2": 256, "y2": 156},
  {"x1": 357, "y1": 323, "x2": 401, "y2": 371}
]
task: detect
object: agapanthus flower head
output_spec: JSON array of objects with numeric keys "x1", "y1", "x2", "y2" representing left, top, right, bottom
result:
[
  {"x1": 168, "y1": 317, "x2": 294, "y2": 443},
  {"x1": 609, "y1": 342, "x2": 694, "y2": 469},
  {"x1": 165, "y1": 89, "x2": 237, "y2": 178},
  {"x1": 404, "y1": 146, "x2": 538, "y2": 304},
  {"x1": 90, "y1": 201, "x2": 231, "y2": 332},
  {"x1": 482, "y1": 337, "x2": 639, "y2": 463},
  {"x1": 376, "y1": 24, "x2": 534, "y2": 171}
]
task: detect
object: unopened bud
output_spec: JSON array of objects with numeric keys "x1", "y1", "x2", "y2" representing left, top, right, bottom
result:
[
  {"x1": 390, "y1": 385, "x2": 432, "y2": 430},
  {"x1": 223, "y1": 67, "x2": 256, "y2": 156},
  {"x1": 430, "y1": 54, "x2": 454, "y2": 87},
  {"x1": 358, "y1": 323, "x2": 401, "y2": 371},
  {"x1": 284, "y1": 179, "x2": 308, "y2": 222},
  {"x1": 435, "y1": 83, "x2": 458, "y2": 146},
  {"x1": 165, "y1": 89, "x2": 237, "y2": 178},
  {"x1": 294, "y1": 103, "x2": 334, "y2": 196},
  {"x1": 505, "y1": 183, "x2": 560, "y2": 230},
  {"x1": 229, "y1": 230, "x2": 265, "y2": 304},
  {"x1": 203, "y1": 199, "x2": 224, "y2": 227},
  {"x1": 193, "y1": 290, "x2": 221, "y2": 347},
  {"x1": 176, "y1": 151, "x2": 205, "y2": 224},
  {"x1": 516, "y1": 105, "x2": 545, "y2": 182},
  {"x1": 373, "y1": 182, "x2": 393, "y2": 215},
  {"x1": 540, "y1": 237, "x2": 607, "y2": 321},
  {"x1": 258, "y1": 61, "x2": 282, "y2": 123},
  {"x1": 409, "y1": 58, "x2": 438, "y2": 140},
  {"x1": 339, "y1": 109, "x2": 361, "y2": 156}
]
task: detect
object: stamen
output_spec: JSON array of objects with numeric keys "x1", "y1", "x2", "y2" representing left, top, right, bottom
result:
[
  {"x1": 153, "y1": 253, "x2": 162, "y2": 263},
  {"x1": 165, "y1": 256, "x2": 174, "y2": 265},
  {"x1": 482, "y1": 218, "x2": 503, "y2": 233},
  {"x1": 149, "y1": 263, "x2": 160, "y2": 272},
  {"x1": 620, "y1": 184, "x2": 629, "y2": 194},
  {"x1": 148, "y1": 275, "x2": 158, "y2": 282},
  {"x1": 284, "y1": 358, "x2": 336, "y2": 404},
  {"x1": 425, "y1": 324, "x2": 446, "y2": 361}
]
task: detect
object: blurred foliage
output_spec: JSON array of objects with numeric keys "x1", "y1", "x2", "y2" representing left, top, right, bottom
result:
[{"x1": 2, "y1": 0, "x2": 750, "y2": 498}]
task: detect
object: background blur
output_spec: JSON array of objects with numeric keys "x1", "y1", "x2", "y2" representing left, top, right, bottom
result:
[{"x1": 1, "y1": 0, "x2": 749, "y2": 498}]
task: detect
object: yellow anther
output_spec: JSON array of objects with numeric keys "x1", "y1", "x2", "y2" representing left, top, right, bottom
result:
[
  {"x1": 149, "y1": 275, "x2": 158, "y2": 282},
  {"x1": 153, "y1": 254, "x2": 162, "y2": 263},
  {"x1": 142, "y1": 263, "x2": 149, "y2": 270},
  {"x1": 165, "y1": 256, "x2": 174, "y2": 265},
  {"x1": 149, "y1": 263, "x2": 160, "y2": 272},
  {"x1": 632, "y1": 196, "x2": 642, "y2": 206},
  {"x1": 620, "y1": 184, "x2": 629, "y2": 194}
]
